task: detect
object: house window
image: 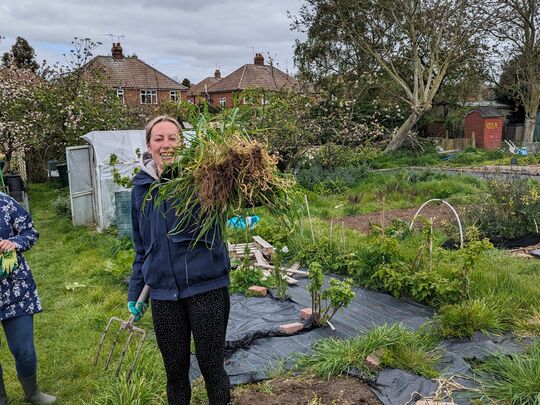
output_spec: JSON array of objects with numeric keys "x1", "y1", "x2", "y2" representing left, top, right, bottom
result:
[
  {"x1": 116, "y1": 89, "x2": 124, "y2": 104},
  {"x1": 220, "y1": 97, "x2": 227, "y2": 109},
  {"x1": 170, "y1": 90, "x2": 178, "y2": 101},
  {"x1": 140, "y1": 90, "x2": 157, "y2": 104}
]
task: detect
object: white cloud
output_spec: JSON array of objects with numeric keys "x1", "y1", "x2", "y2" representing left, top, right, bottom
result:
[{"x1": 0, "y1": 0, "x2": 305, "y2": 82}]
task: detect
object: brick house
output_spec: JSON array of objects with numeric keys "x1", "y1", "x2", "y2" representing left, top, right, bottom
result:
[
  {"x1": 204, "y1": 53, "x2": 298, "y2": 109},
  {"x1": 187, "y1": 69, "x2": 222, "y2": 104},
  {"x1": 84, "y1": 43, "x2": 187, "y2": 109}
]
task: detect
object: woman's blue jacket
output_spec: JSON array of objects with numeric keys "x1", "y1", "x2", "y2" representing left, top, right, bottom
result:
[{"x1": 127, "y1": 170, "x2": 230, "y2": 302}]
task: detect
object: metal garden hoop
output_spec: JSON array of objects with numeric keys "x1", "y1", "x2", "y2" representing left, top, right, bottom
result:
[{"x1": 409, "y1": 199, "x2": 464, "y2": 248}]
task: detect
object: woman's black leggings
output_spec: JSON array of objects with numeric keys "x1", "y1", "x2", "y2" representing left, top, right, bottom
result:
[{"x1": 152, "y1": 287, "x2": 230, "y2": 405}]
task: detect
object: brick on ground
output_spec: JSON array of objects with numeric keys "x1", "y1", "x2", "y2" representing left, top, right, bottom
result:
[
  {"x1": 247, "y1": 285, "x2": 267, "y2": 296},
  {"x1": 279, "y1": 322, "x2": 303, "y2": 334},
  {"x1": 364, "y1": 354, "x2": 381, "y2": 371},
  {"x1": 300, "y1": 308, "x2": 312, "y2": 320}
]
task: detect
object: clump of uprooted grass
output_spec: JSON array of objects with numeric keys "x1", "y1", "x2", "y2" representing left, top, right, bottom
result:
[
  {"x1": 474, "y1": 340, "x2": 540, "y2": 405},
  {"x1": 151, "y1": 108, "x2": 298, "y2": 244},
  {"x1": 296, "y1": 323, "x2": 441, "y2": 379}
]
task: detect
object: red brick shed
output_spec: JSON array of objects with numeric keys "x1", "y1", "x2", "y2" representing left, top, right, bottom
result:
[{"x1": 464, "y1": 107, "x2": 504, "y2": 150}]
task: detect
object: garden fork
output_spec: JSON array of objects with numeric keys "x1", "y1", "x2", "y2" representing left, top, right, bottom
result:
[{"x1": 94, "y1": 285, "x2": 150, "y2": 381}]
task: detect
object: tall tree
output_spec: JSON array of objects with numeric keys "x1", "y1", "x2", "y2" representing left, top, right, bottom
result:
[
  {"x1": 489, "y1": 0, "x2": 540, "y2": 144},
  {"x1": 0, "y1": 67, "x2": 41, "y2": 172},
  {"x1": 1, "y1": 36, "x2": 39, "y2": 72},
  {"x1": 292, "y1": 0, "x2": 487, "y2": 152}
]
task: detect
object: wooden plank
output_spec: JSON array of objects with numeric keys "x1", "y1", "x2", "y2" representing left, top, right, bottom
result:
[
  {"x1": 252, "y1": 235, "x2": 274, "y2": 256},
  {"x1": 259, "y1": 269, "x2": 297, "y2": 285},
  {"x1": 288, "y1": 262, "x2": 301, "y2": 273},
  {"x1": 253, "y1": 262, "x2": 309, "y2": 277},
  {"x1": 254, "y1": 250, "x2": 269, "y2": 266}
]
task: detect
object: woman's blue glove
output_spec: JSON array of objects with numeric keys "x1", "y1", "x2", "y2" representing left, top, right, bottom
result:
[{"x1": 127, "y1": 301, "x2": 148, "y2": 321}]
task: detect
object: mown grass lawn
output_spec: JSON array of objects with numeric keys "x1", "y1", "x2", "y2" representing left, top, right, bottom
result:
[{"x1": 0, "y1": 184, "x2": 169, "y2": 404}]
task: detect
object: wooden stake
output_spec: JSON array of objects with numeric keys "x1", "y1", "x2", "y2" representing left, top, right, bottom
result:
[
  {"x1": 305, "y1": 194, "x2": 315, "y2": 243},
  {"x1": 330, "y1": 220, "x2": 334, "y2": 245},
  {"x1": 341, "y1": 221, "x2": 345, "y2": 245}
]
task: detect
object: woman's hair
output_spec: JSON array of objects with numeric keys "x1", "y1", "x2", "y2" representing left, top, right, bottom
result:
[{"x1": 145, "y1": 115, "x2": 182, "y2": 144}]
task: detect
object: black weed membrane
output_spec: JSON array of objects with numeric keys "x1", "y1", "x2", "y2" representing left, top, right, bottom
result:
[
  {"x1": 185, "y1": 273, "x2": 535, "y2": 405},
  {"x1": 490, "y1": 233, "x2": 540, "y2": 249}
]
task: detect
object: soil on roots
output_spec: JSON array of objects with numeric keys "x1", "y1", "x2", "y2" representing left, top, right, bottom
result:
[{"x1": 231, "y1": 375, "x2": 382, "y2": 405}]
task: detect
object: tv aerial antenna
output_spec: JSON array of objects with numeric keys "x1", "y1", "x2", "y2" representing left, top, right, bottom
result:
[{"x1": 103, "y1": 33, "x2": 125, "y2": 43}]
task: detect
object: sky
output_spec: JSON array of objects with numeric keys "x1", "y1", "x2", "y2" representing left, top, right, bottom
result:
[{"x1": 0, "y1": 0, "x2": 306, "y2": 84}]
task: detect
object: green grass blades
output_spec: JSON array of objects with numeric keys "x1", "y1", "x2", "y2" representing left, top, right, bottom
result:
[
  {"x1": 435, "y1": 298, "x2": 508, "y2": 338},
  {"x1": 149, "y1": 107, "x2": 301, "y2": 246},
  {"x1": 296, "y1": 324, "x2": 440, "y2": 379},
  {"x1": 475, "y1": 341, "x2": 540, "y2": 405}
]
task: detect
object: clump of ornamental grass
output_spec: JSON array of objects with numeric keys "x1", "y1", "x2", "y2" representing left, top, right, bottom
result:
[
  {"x1": 149, "y1": 108, "x2": 299, "y2": 244},
  {"x1": 474, "y1": 341, "x2": 540, "y2": 405}
]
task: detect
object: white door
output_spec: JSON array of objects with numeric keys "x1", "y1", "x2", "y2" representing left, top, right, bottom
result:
[{"x1": 66, "y1": 145, "x2": 95, "y2": 226}]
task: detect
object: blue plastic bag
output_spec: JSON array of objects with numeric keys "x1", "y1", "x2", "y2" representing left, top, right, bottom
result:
[{"x1": 227, "y1": 215, "x2": 260, "y2": 230}]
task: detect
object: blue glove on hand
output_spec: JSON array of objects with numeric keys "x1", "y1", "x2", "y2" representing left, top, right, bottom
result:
[{"x1": 128, "y1": 301, "x2": 148, "y2": 321}]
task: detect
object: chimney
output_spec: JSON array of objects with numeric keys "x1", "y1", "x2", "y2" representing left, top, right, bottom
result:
[
  {"x1": 214, "y1": 69, "x2": 221, "y2": 79},
  {"x1": 254, "y1": 53, "x2": 264, "y2": 66},
  {"x1": 111, "y1": 42, "x2": 124, "y2": 59}
]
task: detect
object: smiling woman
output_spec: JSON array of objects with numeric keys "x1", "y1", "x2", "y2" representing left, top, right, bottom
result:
[
  {"x1": 144, "y1": 116, "x2": 183, "y2": 177},
  {"x1": 127, "y1": 114, "x2": 232, "y2": 405}
]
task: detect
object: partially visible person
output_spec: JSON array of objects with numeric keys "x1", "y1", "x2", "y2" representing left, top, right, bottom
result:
[
  {"x1": 0, "y1": 192, "x2": 56, "y2": 405},
  {"x1": 128, "y1": 115, "x2": 231, "y2": 405}
]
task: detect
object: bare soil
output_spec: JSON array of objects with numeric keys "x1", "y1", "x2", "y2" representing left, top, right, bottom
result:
[
  {"x1": 232, "y1": 375, "x2": 382, "y2": 405},
  {"x1": 341, "y1": 205, "x2": 460, "y2": 235}
]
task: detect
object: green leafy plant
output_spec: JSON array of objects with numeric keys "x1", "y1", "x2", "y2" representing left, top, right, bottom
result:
[
  {"x1": 102, "y1": 249, "x2": 135, "y2": 279},
  {"x1": 461, "y1": 227, "x2": 494, "y2": 298},
  {"x1": 53, "y1": 193, "x2": 71, "y2": 217},
  {"x1": 229, "y1": 264, "x2": 267, "y2": 294},
  {"x1": 468, "y1": 176, "x2": 540, "y2": 241},
  {"x1": 308, "y1": 262, "x2": 355, "y2": 327},
  {"x1": 229, "y1": 247, "x2": 268, "y2": 294},
  {"x1": 109, "y1": 152, "x2": 141, "y2": 189},
  {"x1": 370, "y1": 260, "x2": 461, "y2": 306},
  {"x1": 0, "y1": 250, "x2": 18, "y2": 274}
]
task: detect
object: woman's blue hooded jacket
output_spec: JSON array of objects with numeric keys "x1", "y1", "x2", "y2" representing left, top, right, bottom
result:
[{"x1": 127, "y1": 153, "x2": 230, "y2": 302}]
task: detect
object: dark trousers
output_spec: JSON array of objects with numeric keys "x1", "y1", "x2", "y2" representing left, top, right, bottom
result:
[
  {"x1": 152, "y1": 288, "x2": 230, "y2": 405},
  {"x1": 0, "y1": 315, "x2": 37, "y2": 379}
]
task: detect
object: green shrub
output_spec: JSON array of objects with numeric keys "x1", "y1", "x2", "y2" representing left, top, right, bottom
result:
[
  {"x1": 436, "y1": 299, "x2": 506, "y2": 338},
  {"x1": 370, "y1": 262, "x2": 461, "y2": 306},
  {"x1": 229, "y1": 264, "x2": 268, "y2": 294},
  {"x1": 467, "y1": 177, "x2": 540, "y2": 240},
  {"x1": 296, "y1": 165, "x2": 368, "y2": 192},
  {"x1": 308, "y1": 144, "x2": 382, "y2": 170},
  {"x1": 53, "y1": 193, "x2": 71, "y2": 217},
  {"x1": 352, "y1": 236, "x2": 404, "y2": 283}
]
